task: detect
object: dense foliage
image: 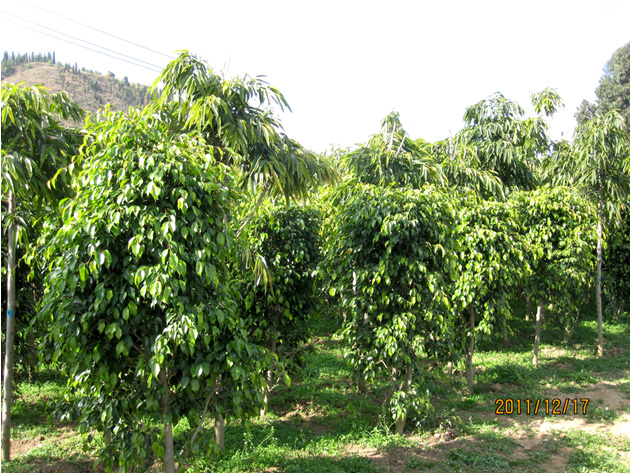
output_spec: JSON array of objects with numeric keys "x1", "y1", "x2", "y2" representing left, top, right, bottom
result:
[
  {"x1": 324, "y1": 184, "x2": 457, "y2": 434},
  {"x1": 1, "y1": 82, "x2": 84, "y2": 461},
  {"x1": 2, "y1": 43, "x2": 628, "y2": 472},
  {"x1": 240, "y1": 203, "x2": 323, "y2": 413},
  {"x1": 602, "y1": 207, "x2": 630, "y2": 315},
  {"x1": 514, "y1": 186, "x2": 597, "y2": 365},
  {"x1": 38, "y1": 109, "x2": 270, "y2": 471},
  {"x1": 576, "y1": 42, "x2": 630, "y2": 128},
  {"x1": 452, "y1": 197, "x2": 530, "y2": 390}
]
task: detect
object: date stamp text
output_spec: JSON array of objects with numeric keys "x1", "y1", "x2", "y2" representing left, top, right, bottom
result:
[{"x1": 495, "y1": 398, "x2": 590, "y2": 415}]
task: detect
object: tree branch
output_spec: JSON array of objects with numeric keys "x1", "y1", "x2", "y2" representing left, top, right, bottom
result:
[{"x1": 235, "y1": 184, "x2": 268, "y2": 237}]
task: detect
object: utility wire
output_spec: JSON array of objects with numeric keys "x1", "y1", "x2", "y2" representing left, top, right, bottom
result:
[
  {"x1": 3, "y1": 11, "x2": 165, "y2": 70},
  {"x1": 1, "y1": 17, "x2": 162, "y2": 73},
  {"x1": 23, "y1": 0, "x2": 175, "y2": 60}
]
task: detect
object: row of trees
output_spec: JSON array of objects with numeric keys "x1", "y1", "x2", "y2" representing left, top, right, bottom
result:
[
  {"x1": 1, "y1": 51, "x2": 337, "y2": 470},
  {"x1": 1, "y1": 51, "x2": 56, "y2": 75},
  {"x1": 2, "y1": 44, "x2": 629, "y2": 470},
  {"x1": 323, "y1": 182, "x2": 597, "y2": 433}
]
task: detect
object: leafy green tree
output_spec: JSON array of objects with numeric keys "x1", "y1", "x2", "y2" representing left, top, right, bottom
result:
[
  {"x1": 576, "y1": 43, "x2": 630, "y2": 128},
  {"x1": 602, "y1": 207, "x2": 630, "y2": 316},
  {"x1": 343, "y1": 111, "x2": 504, "y2": 199},
  {"x1": 343, "y1": 112, "x2": 444, "y2": 188},
  {"x1": 149, "y1": 51, "x2": 337, "y2": 203},
  {"x1": 39, "y1": 108, "x2": 270, "y2": 472},
  {"x1": 558, "y1": 111, "x2": 628, "y2": 357},
  {"x1": 324, "y1": 184, "x2": 456, "y2": 434},
  {"x1": 573, "y1": 43, "x2": 630, "y2": 319},
  {"x1": 1, "y1": 82, "x2": 83, "y2": 462},
  {"x1": 240, "y1": 203, "x2": 323, "y2": 416},
  {"x1": 514, "y1": 187, "x2": 597, "y2": 366},
  {"x1": 452, "y1": 197, "x2": 529, "y2": 391},
  {"x1": 431, "y1": 138, "x2": 506, "y2": 199},
  {"x1": 456, "y1": 90, "x2": 562, "y2": 191}
]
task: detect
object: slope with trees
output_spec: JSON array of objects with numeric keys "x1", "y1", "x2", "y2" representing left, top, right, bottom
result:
[{"x1": 2, "y1": 51, "x2": 152, "y2": 114}]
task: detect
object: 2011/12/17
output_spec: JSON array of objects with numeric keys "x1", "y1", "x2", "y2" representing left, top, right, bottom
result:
[{"x1": 495, "y1": 398, "x2": 590, "y2": 415}]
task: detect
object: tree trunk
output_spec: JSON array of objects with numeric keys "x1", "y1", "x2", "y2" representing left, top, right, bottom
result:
[
  {"x1": 357, "y1": 371, "x2": 366, "y2": 394},
  {"x1": 501, "y1": 293, "x2": 508, "y2": 344},
  {"x1": 214, "y1": 414, "x2": 225, "y2": 450},
  {"x1": 394, "y1": 416, "x2": 406, "y2": 435},
  {"x1": 532, "y1": 303, "x2": 544, "y2": 367},
  {"x1": 466, "y1": 304, "x2": 475, "y2": 394},
  {"x1": 159, "y1": 368, "x2": 175, "y2": 473},
  {"x1": 260, "y1": 338, "x2": 277, "y2": 418},
  {"x1": 525, "y1": 289, "x2": 531, "y2": 322},
  {"x1": 596, "y1": 200, "x2": 604, "y2": 358},
  {"x1": 394, "y1": 366, "x2": 413, "y2": 435},
  {"x1": 1, "y1": 192, "x2": 17, "y2": 462}
]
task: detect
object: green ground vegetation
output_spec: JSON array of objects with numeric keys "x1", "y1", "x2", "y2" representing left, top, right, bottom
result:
[{"x1": 3, "y1": 300, "x2": 629, "y2": 473}]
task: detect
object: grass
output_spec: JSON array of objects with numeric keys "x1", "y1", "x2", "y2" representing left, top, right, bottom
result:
[{"x1": 3, "y1": 308, "x2": 629, "y2": 473}]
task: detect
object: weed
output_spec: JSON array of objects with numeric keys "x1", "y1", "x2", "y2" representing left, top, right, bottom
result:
[
  {"x1": 567, "y1": 447, "x2": 629, "y2": 473},
  {"x1": 445, "y1": 447, "x2": 511, "y2": 472},
  {"x1": 408, "y1": 456, "x2": 438, "y2": 470},
  {"x1": 586, "y1": 406, "x2": 622, "y2": 422}
]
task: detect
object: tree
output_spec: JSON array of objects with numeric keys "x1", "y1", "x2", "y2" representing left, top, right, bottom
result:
[
  {"x1": 343, "y1": 111, "x2": 505, "y2": 199},
  {"x1": 451, "y1": 197, "x2": 529, "y2": 392},
  {"x1": 343, "y1": 112, "x2": 444, "y2": 189},
  {"x1": 39, "y1": 108, "x2": 270, "y2": 472},
  {"x1": 573, "y1": 43, "x2": 630, "y2": 317},
  {"x1": 576, "y1": 43, "x2": 630, "y2": 128},
  {"x1": 555, "y1": 111, "x2": 628, "y2": 357},
  {"x1": 324, "y1": 184, "x2": 456, "y2": 434},
  {"x1": 514, "y1": 187, "x2": 597, "y2": 366},
  {"x1": 1, "y1": 82, "x2": 83, "y2": 462},
  {"x1": 456, "y1": 90, "x2": 563, "y2": 191},
  {"x1": 240, "y1": 202, "x2": 323, "y2": 416},
  {"x1": 149, "y1": 51, "x2": 337, "y2": 204}
]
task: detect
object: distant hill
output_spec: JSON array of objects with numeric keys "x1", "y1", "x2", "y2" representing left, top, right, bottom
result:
[{"x1": 2, "y1": 51, "x2": 153, "y2": 116}]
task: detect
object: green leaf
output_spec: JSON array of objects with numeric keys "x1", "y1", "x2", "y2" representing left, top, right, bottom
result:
[
  {"x1": 151, "y1": 361, "x2": 160, "y2": 379},
  {"x1": 152, "y1": 441, "x2": 165, "y2": 458}
]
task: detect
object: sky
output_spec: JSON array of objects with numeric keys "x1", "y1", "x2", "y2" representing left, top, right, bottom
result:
[{"x1": 1, "y1": 0, "x2": 629, "y2": 153}]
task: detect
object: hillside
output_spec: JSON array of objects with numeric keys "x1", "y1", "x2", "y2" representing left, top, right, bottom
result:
[{"x1": 2, "y1": 53, "x2": 153, "y2": 116}]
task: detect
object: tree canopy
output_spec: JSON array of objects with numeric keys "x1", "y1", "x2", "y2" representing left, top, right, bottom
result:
[
  {"x1": 576, "y1": 42, "x2": 630, "y2": 128},
  {"x1": 149, "y1": 51, "x2": 338, "y2": 201}
]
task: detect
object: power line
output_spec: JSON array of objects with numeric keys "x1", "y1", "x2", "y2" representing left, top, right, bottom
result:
[
  {"x1": 1, "y1": 17, "x2": 162, "y2": 74},
  {"x1": 3, "y1": 11, "x2": 165, "y2": 71},
  {"x1": 23, "y1": 1, "x2": 175, "y2": 60}
]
